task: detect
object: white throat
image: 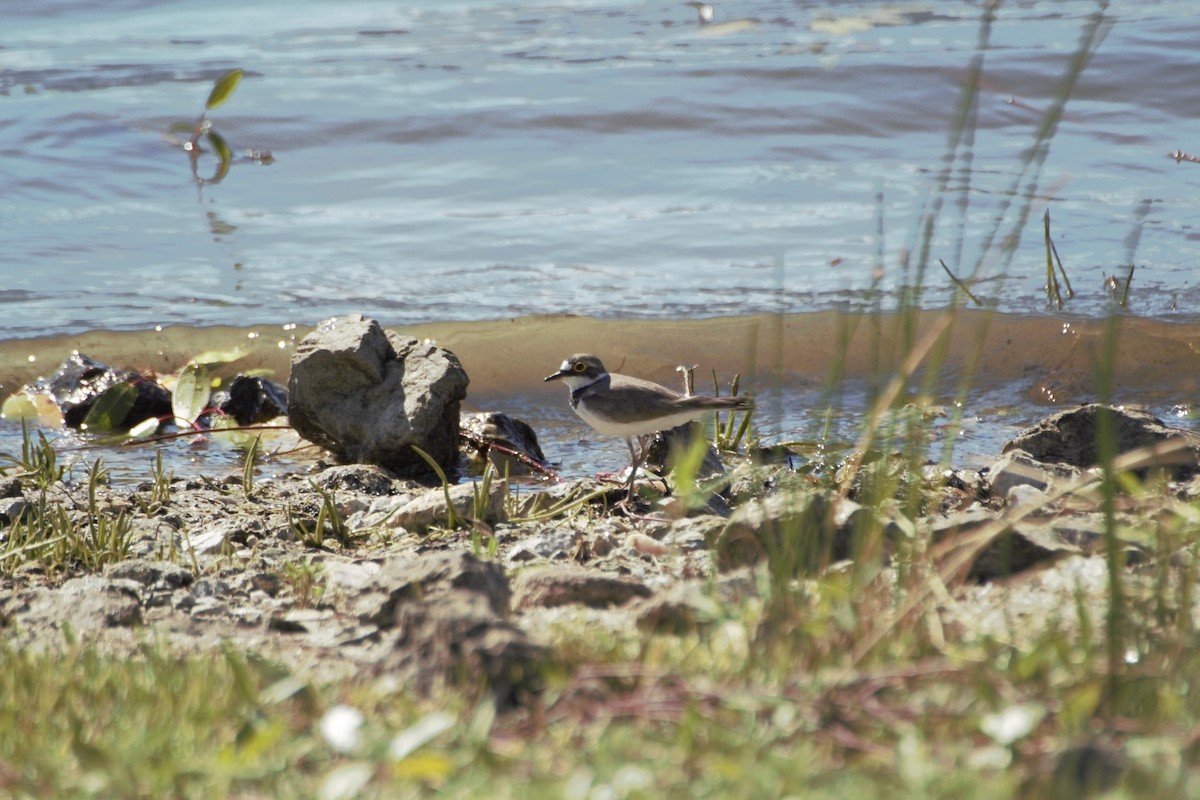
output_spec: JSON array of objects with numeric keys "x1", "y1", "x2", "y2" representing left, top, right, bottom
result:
[{"x1": 557, "y1": 372, "x2": 604, "y2": 392}]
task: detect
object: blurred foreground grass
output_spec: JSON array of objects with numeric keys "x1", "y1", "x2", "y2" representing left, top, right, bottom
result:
[{"x1": 0, "y1": 532, "x2": 1196, "y2": 800}]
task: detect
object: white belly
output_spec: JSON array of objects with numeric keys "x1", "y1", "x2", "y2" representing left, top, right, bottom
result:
[{"x1": 574, "y1": 402, "x2": 711, "y2": 438}]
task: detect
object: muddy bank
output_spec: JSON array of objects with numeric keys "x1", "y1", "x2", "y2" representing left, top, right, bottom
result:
[
  {"x1": 3, "y1": 310, "x2": 1200, "y2": 407},
  {"x1": 2, "y1": 401, "x2": 1197, "y2": 702}
]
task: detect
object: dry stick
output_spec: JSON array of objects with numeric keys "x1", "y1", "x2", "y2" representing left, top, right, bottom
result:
[
  {"x1": 845, "y1": 438, "x2": 1196, "y2": 671},
  {"x1": 1043, "y1": 209, "x2": 1065, "y2": 308},
  {"x1": 1120, "y1": 264, "x2": 1135, "y2": 308},
  {"x1": 939, "y1": 259, "x2": 982, "y2": 306},
  {"x1": 1049, "y1": 238, "x2": 1073, "y2": 299},
  {"x1": 458, "y1": 429, "x2": 559, "y2": 479}
]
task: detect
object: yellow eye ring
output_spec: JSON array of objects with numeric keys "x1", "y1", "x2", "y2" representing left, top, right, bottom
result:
[{"x1": 573, "y1": 362, "x2": 587, "y2": 372}]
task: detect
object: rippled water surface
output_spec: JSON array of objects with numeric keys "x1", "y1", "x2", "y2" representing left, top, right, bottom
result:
[
  {"x1": 4, "y1": 0, "x2": 1200, "y2": 481},
  {"x1": 4, "y1": 0, "x2": 1199, "y2": 337}
]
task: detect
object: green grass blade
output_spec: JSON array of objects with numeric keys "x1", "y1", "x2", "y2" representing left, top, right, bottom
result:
[{"x1": 410, "y1": 445, "x2": 462, "y2": 529}]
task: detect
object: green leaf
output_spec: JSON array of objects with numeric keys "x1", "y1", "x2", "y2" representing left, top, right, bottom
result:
[
  {"x1": 128, "y1": 416, "x2": 162, "y2": 439},
  {"x1": 1, "y1": 392, "x2": 38, "y2": 421},
  {"x1": 205, "y1": 68, "x2": 244, "y2": 111},
  {"x1": 209, "y1": 414, "x2": 253, "y2": 450},
  {"x1": 82, "y1": 382, "x2": 138, "y2": 433},
  {"x1": 207, "y1": 129, "x2": 233, "y2": 167},
  {"x1": 173, "y1": 363, "x2": 212, "y2": 426},
  {"x1": 205, "y1": 130, "x2": 234, "y2": 184},
  {"x1": 189, "y1": 346, "x2": 247, "y2": 368}
]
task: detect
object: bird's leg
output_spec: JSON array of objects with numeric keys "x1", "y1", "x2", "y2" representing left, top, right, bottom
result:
[{"x1": 624, "y1": 436, "x2": 648, "y2": 501}]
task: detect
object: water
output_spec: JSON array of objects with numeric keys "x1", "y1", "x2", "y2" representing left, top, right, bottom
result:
[{"x1": 3, "y1": 0, "x2": 1199, "y2": 483}]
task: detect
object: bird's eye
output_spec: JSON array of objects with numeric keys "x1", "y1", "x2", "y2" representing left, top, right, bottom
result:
[{"x1": 573, "y1": 361, "x2": 587, "y2": 372}]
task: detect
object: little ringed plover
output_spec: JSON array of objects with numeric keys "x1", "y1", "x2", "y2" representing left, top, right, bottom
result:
[{"x1": 545, "y1": 353, "x2": 752, "y2": 498}]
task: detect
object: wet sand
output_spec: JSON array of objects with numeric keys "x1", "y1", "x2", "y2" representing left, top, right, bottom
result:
[{"x1": 3, "y1": 310, "x2": 1199, "y2": 409}]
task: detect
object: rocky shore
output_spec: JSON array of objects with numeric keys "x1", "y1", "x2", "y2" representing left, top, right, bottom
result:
[{"x1": 3, "y1": 315, "x2": 1200, "y2": 716}]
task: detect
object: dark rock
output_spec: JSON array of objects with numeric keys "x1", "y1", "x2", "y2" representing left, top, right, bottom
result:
[
  {"x1": 1005, "y1": 403, "x2": 1200, "y2": 478},
  {"x1": 513, "y1": 566, "x2": 653, "y2": 610},
  {"x1": 972, "y1": 524, "x2": 1079, "y2": 580},
  {"x1": 42, "y1": 352, "x2": 172, "y2": 430},
  {"x1": 191, "y1": 577, "x2": 231, "y2": 597},
  {"x1": 460, "y1": 411, "x2": 550, "y2": 476},
  {"x1": 644, "y1": 421, "x2": 728, "y2": 480},
  {"x1": 0, "y1": 497, "x2": 27, "y2": 526},
  {"x1": 250, "y1": 572, "x2": 284, "y2": 596},
  {"x1": 311, "y1": 464, "x2": 403, "y2": 496},
  {"x1": 105, "y1": 559, "x2": 194, "y2": 589},
  {"x1": 636, "y1": 588, "x2": 714, "y2": 634},
  {"x1": 288, "y1": 315, "x2": 469, "y2": 478},
  {"x1": 0, "y1": 476, "x2": 23, "y2": 498},
  {"x1": 267, "y1": 614, "x2": 308, "y2": 633},
  {"x1": 214, "y1": 375, "x2": 288, "y2": 425},
  {"x1": 931, "y1": 511, "x2": 1079, "y2": 580}
]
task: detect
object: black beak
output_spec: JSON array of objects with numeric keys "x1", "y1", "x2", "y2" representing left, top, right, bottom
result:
[{"x1": 543, "y1": 369, "x2": 566, "y2": 382}]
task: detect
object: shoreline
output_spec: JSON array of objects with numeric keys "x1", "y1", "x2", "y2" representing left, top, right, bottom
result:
[{"x1": 3, "y1": 309, "x2": 1200, "y2": 406}]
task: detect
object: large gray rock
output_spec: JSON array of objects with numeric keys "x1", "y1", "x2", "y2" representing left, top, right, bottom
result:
[
  {"x1": 287, "y1": 315, "x2": 469, "y2": 478},
  {"x1": 1004, "y1": 403, "x2": 1200, "y2": 479}
]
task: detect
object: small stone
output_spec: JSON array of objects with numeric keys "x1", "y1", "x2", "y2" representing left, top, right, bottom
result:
[
  {"x1": 267, "y1": 614, "x2": 308, "y2": 633},
  {"x1": 0, "y1": 498, "x2": 28, "y2": 525},
  {"x1": 627, "y1": 533, "x2": 668, "y2": 558},
  {"x1": 370, "y1": 481, "x2": 507, "y2": 534},
  {"x1": 188, "y1": 523, "x2": 237, "y2": 555},
  {"x1": 192, "y1": 578, "x2": 231, "y2": 598},
  {"x1": 356, "y1": 551, "x2": 512, "y2": 626},
  {"x1": 251, "y1": 572, "x2": 283, "y2": 596},
  {"x1": 664, "y1": 515, "x2": 725, "y2": 552},
  {"x1": 190, "y1": 598, "x2": 227, "y2": 618},
  {"x1": 105, "y1": 558, "x2": 194, "y2": 589},
  {"x1": 25, "y1": 576, "x2": 143, "y2": 630},
  {"x1": 230, "y1": 606, "x2": 261, "y2": 625},
  {"x1": 311, "y1": 464, "x2": 403, "y2": 496},
  {"x1": 506, "y1": 528, "x2": 578, "y2": 563},
  {"x1": 513, "y1": 566, "x2": 653, "y2": 610},
  {"x1": 1006, "y1": 483, "x2": 1048, "y2": 508},
  {"x1": 986, "y1": 449, "x2": 1076, "y2": 497}
]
